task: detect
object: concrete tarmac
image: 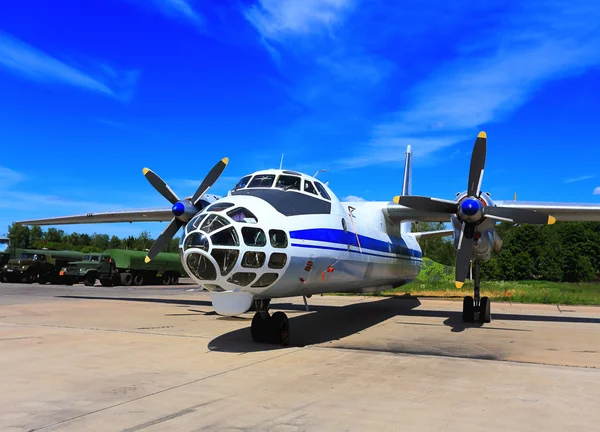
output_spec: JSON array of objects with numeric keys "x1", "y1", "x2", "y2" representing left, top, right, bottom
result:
[{"x1": 1, "y1": 282, "x2": 600, "y2": 431}]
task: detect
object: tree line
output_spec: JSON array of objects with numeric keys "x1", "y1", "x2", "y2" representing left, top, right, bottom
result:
[
  {"x1": 6, "y1": 221, "x2": 600, "y2": 282},
  {"x1": 5, "y1": 224, "x2": 179, "y2": 254},
  {"x1": 413, "y1": 221, "x2": 600, "y2": 283}
]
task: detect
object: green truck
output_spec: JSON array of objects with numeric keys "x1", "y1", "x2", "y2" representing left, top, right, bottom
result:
[
  {"x1": 60, "y1": 249, "x2": 186, "y2": 287},
  {"x1": 1, "y1": 248, "x2": 84, "y2": 284}
]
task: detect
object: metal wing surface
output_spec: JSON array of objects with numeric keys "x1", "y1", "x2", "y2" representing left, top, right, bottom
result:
[
  {"x1": 493, "y1": 201, "x2": 600, "y2": 222},
  {"x1": 16, "y1": 208, "x2": 173, "y2": 226}
]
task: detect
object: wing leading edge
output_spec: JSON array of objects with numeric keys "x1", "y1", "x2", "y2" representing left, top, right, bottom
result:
[
  {"x1": 16, "y1": 208, "x2": 173, "y2": 226},
  {"x1": 385, "y1": 201, "x2": 600, "y2": 223}
]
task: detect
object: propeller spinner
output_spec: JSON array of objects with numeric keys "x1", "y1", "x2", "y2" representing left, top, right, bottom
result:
[
  {"x1": 142, "y1": 157, "x2": 229, "y2": 262},
  {"x1": 394, "y1": 132, "x2": 556, "y2": 288}
]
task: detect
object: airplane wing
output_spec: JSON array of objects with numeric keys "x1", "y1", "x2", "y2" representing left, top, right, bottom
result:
[
  {"x1": 383, "y1": 204, "x2": 451, "y2": 223},
  {"x1": 411, "y1": 229, "x2": 454, "y2": 240},
  {"x1": 16, "y1": 208, "x2": 173, "y2": 226},
  {"x1": 384, "y1": 201, "x2": 600, "y2": 223},
  {"x1": 493, "y1": 201, "x2": 600, "y2": 222}
]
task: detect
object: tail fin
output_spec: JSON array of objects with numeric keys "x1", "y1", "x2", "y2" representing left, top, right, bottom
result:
[{"x1": 401, "y1": 145, "x2": 412, "y2": 233}]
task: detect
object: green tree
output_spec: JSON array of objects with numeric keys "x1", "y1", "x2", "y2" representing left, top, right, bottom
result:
[
  {"x1": 109, "y1": 236, "x2": 122, "y2": 249},
  {"x1": 8, "y1": 223, "x2": 30, "y2": 248},
  {"x1": 45, "y1": 228, "x2": 64, "y2": 243}
]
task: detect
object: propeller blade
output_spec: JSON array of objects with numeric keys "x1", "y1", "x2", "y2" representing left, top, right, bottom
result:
[
  {"x1": 455, "y1": 223, "x2": 475, "y2": 288},
  {"x1": 484, "y1": 206, "x2": 556, "y2": 225},
  {"x1": 145, "y1": 218, "x2": 184, "y2": 262},
  {"x1": 467, "y1": 131, "x2": 487, "y2": 197},
  {"x1": 394, "y1": 196, "x2": 457, "y2": 214},
  {"x1": 142, "y1": 168, "x2": 180, "y2": 205},
  {"x1": 190, "y1": 157, "x2": 229, "y2": 207}
]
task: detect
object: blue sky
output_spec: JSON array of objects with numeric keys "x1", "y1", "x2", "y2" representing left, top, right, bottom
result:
[{"x1": 1, "y1": 0, "x2": 599, "y2": 238}]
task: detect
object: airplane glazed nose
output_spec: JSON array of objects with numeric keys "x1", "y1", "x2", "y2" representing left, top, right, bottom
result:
[{"x1": 179, "y1": 200, "x2": 289, "y2": 292}]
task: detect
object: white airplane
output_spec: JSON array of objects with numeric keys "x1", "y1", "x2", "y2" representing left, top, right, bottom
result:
[{"x1": 17, "y1": 132, "x2": 600, "y2": 345}]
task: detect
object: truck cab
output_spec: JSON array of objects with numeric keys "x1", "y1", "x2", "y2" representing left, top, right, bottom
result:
[
  {"x1": 2, "y1": 252, "x2": 52, "y2": 283},
  {"x1": 60, "y1": 253, "x2": 117, "y2": 287}
]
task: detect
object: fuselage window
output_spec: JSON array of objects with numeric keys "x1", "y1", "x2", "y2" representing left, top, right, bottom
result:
[
  {"x1": 233, "y1": 175, "x2": 251, "y2": 190},
  {"x1": 314, "y1": 182, "x2": 331, "y2": 200},
  {"x1": 268, "y1": 253, "x2": 287, "y2": 269},
  {"x1": 200, "y1": 214, "x2": 230, "y2": 233},
  {"x1": 227, "y1": 207, "x2": 258, "y2": 223},
  {"x1": 269, "y1": 229, "x2": 288, "y2": 248},
  {"x1": 206, "y1": 202, "x2": 235, "y2": 212},
  {"x1": 303, "y1": 180, "x2": 318, "y2": 195},
  {"x1": 342, "y1": 218, "x2": 347, "y2": 233},
  {"x1": 241, "y1": 227, "x2": 267, "y2": 247},
  {"x1": 241, "y1": 251, "x2": 266, "y2": 268},
  {"x1": 210, "y1": 227, "x2": 239, "y2": 247},
  {"x1": 276, "y1": 175, "x2": 301, "y2": 191},
  {"x1": 248, "y1": 175, "x2": 275, "y2": 188}
]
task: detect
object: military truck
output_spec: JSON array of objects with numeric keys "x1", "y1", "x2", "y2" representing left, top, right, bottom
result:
[
  {"x1": 1, "y1": 248, "x2": 84, "y2": 284},
  {"x1": 60, "y1": 249, "x2": 186, "y2": 287}
]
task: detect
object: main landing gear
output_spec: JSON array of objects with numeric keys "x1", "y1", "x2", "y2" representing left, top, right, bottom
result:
[
  {"x1": 462, "y1": 260, "x2": 491, "y2": 323},
  {"x1": 250, "y1": 299, "x2": 290, "y2": 346}
]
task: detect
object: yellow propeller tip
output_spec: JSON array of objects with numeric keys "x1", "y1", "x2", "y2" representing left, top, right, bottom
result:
[
  {"x1": 455, "y1": 281, "x2": 464, "y2": 289},
  {"x1": 393, "y1": 196, "x2": 400, "y2": 204},
  {"x1": 142, "y1": 168, "x2": 150, "y2": 175},
  {"x1": 478, "y1": 131, "x2": 487, "y2": 139},
  {"x1": 144, "y1": 256, "x2": 151, "y2": 263},
  {"x1": 221, "y1": 157, "x2": 229, "y2": 165},
  {"x1": 548, "y1": 215, "x2": 556, "y2": 225}
]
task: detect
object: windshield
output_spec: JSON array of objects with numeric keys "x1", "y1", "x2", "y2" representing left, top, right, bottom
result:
[
  {"x1": 20, "y1": 253, "x2": 44, "y2": 261},
  {"x1": 276, "y1": 175, "x2": 301, "y2": 191},
  {"x1": 248, "y1": 175, "x2": 275, "y2": 188},
  {"x1": 233, "y1": 175, "x2": 251, "y2": 190}
]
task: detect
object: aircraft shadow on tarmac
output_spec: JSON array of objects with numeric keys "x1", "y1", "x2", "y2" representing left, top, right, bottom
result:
[{"x1": 57, "y1": 294, "x2": 600, "y2": 353}]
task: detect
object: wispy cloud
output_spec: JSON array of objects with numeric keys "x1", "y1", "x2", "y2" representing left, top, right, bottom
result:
[
  {"x1": 594, "y1": 187, "x2": 600, "y2": 195},
  {"x1": 0, "y1": 31, "x2": 138, "y2": 101},
  {"x1": 127, "y1": 0, "x2": 203, "y2": 26},
  {"x1": 0, "y1": 166, "x2": 25, "y2": 188},
  {"x1": 244, "y1": 0, "x2": 353, "y2": 41},
  {"x1": 339, "y1": 0, "x2": 600, "y2": 168},
  {"x1": 565, "y1": 174, "x2": 596, "y2": 184}
]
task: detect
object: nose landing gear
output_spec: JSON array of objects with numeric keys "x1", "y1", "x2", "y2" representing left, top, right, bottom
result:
[
  {"x1": 462, "y1": 260, "x2": 491, "y2": 323},
  {"x1": 250, "y1": 299, "x2": 290, "y2": 346}
]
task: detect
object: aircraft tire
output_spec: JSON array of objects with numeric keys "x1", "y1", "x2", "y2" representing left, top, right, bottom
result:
[
  {"x1": 462, "y1": 296, "x2": 474, "y2": 322},
  {"x1": 251, "y1": 311, "x2": 270, "y2": 343},
  {"x1": 270, "y1": 311, "x2": 289, "y2": 346},
  {"x1": 479, "y1": 297, "x2": 491, "y2": 323}
]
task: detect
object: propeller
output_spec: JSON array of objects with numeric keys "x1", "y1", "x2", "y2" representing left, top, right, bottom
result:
[
  {"x1": 142, "y1": 157, "x2": 229, "y2": 263},
  {"x1": 394, "y1": 131, "x2": 556, "y2": 288}
]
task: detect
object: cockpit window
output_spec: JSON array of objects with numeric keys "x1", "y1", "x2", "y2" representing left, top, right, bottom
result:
[
  {"x1": 242, "y1": 227, "x2": 267, "y2": 247},
  {"x1": 276, "y1": 175, "x2": 300, "y2": 191},
  {"x1": 303, "y1": 180, "x2": 318, "y2": 195},
  {"x1": 188, "y1": 213, "x2": 207, "y2": 232},
  {"x1": 200, "y1": 214, "x2": 230, "y2": 234},
  {"x1": 248, "y1": 175, "x2": 275, "y2": 188},
  {"x1": 206, "y1": 202, "x2": 234, "y2": 212},
  {"x1": 211, "y1": 227, "x2": 239, "y2": 246},
  {"x1": 184, "y1": 232, "x2": 209, "y2": 251},
  {"x1": 233, "y1": 175, "x2": 251, "y2": 190},
  {"x1": 227, "y1": 207, "x2": 258, "y2": 223},
  {"x1": 314, "y1": 182, "x2": 331, "y2": 200}
]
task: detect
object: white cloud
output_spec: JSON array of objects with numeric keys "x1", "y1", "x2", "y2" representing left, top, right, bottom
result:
[
  {"x1": 343, "y1": 195, "x2": 365, "y2": 201},
  {"x1": 565, "y1": 174, "x2": 596, "y2": 183},
  {"x1": 594, "y1": 187, "x2": 600, "y2": 195},
  {"x1": 0, "y1": 31, "x2": 138, "y2": 101},
  {"x1": 150, "y1": 0, "x2": 203, "y2": 25},
  {"x1": 0, "y1": 166, "x2": 25, "y2": 188},
  {"x1": 244, "y1": 0, "x2": 353, "y2": 41},
  {"x1": 340, "y1": 1, "x2": 600, "y2": 167}
]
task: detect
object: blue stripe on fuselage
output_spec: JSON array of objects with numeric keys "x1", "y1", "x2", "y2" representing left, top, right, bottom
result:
[{"x1": 289, "y1": 228, "x2": 422, "y2": 259}]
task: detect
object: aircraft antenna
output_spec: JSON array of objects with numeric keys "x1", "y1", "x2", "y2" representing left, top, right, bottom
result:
[{"x1": 279, "y1": 153, "x2": 284, "y2": 170}]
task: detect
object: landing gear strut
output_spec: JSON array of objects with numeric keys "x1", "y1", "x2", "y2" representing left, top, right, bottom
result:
[
  {"x1": 250, "y1": 299, "x2": 289, "y2": 346},
  {"x1": 462, "y1": 260, "x2": 491, "y2": 323}
]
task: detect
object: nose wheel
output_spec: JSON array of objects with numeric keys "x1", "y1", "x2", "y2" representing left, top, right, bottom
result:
[
  {"x1": 250, "y1": 300, "x2": 289, "y2": 346},
  {"x1": 462, "y1": 260, "x2": 491, "y2": 323}
]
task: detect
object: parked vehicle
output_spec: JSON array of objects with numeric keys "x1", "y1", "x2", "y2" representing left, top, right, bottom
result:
[
  {"x1": 1, "y1": 248, "x2": 84, "y2": 284},
  {"x1": 60, "y1": 249, "x2": 186, "y2": 286}
]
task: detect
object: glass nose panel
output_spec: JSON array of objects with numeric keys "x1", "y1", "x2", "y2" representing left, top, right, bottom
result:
[
  {"x1": 268, "y1": 253, "x2": 287, "y2": 269},
  {"x1": 211, "y1": 249, "x2": 239, "y2": 276},
  {"x1": 242, "y1": 227, "x2": 266, "y2": 246},
  {"x1": 211, "y1": 227, "x2": 239, "y2": 246},
  {"x1": 186, "y1": 252, "x2": 216, "y2": 280},
  {"x1": 201, "y1": 214, "x2": 230, "y2": 233},
  {"x1": 241, "y1": 251, "x2": 266, "y2": 268},
  {"x1": 227, "y1": 272, "x2": 256, "y2": 287},
  {"x1": 184, "y1": 232, "x2": 209, "y2": 251},
  {"x1": 251, "y1": 273, "x2": 278, "y2": 288}
]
